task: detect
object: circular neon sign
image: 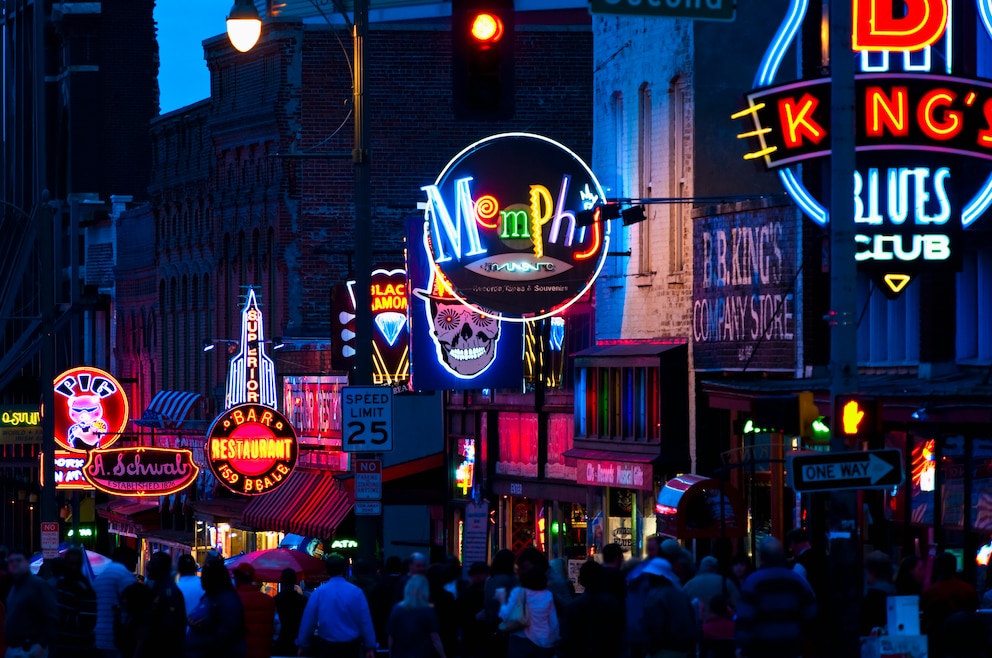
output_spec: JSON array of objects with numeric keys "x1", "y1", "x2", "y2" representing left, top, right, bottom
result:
[
  {"x1": 54, "y1": 366, "x2": 129, "y2": 452},
  {"x1": 422, "y1": 133, "x2": 610, "y2": 321},
  {"x1": 206, "y1": 404, "x2": 299, "y2": 496}
]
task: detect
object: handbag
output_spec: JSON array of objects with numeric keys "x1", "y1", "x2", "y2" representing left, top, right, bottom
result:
[{"x1": 499, "y1": 588, "x2": 530, "y2": 633}]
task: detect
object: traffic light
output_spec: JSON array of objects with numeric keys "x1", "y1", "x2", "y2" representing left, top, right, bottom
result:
[
  {"x1": 834, "y1": 395, "x2": 879, "y2": 446},
  {"x1": 452, "y1": 0, "x2": 514, "y2": 120},
  {"x1": 797, "y1": 390, "x2": 819, "y2": 440},
  {"x1": 576, "y1": 203, "x2": 621, "y2": 227}
]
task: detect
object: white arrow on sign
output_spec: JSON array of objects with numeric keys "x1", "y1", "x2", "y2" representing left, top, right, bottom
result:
[{"x1": 800, "y1": 452, "x2": 895, "y2": 485}]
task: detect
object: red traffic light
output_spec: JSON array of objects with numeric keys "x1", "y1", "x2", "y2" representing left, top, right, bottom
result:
[{"x1": 470, "y1": 12, "x2": 504, "y2": 43}]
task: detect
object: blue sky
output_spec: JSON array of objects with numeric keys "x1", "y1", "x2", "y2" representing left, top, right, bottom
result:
[{"x1": 156, "y1": 0, "x2": 233, "y2": 114}]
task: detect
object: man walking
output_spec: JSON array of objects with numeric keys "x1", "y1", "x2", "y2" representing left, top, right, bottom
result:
[
  {"x1": 735, "y1": 537, "x2": 816, "y2": 658},
  {"x1": 296, "y1": 555, "x2": 376, "y2": 658},
  {"x1": 4, "y1": 547, "x2": 57, "y2": 658},
  {"x1": 93, "y1": 547, "x2": 137, "y2": 658}
]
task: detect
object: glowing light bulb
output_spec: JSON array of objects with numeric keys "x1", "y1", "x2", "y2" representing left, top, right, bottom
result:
[{"x1": 471, "y1": 13, "x2": 503, "y2": 43}]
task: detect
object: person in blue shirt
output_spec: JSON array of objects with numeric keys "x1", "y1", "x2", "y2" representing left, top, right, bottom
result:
[{"x1": 296, "y1": 554, "x2": 377, "y2": 658}]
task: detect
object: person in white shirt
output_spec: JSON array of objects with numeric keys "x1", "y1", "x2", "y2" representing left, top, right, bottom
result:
[
  {"x1": 497, "y1": 547, "x2": 559, "y2": 658},
  {"x1": 175, "y1": 554, "x2": 203, "y2": 618}
]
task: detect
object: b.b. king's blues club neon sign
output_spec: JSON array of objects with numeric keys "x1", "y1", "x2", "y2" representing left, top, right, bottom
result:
[{"x1": 735, "y1": 0, "x2": 992, "y2": 296}]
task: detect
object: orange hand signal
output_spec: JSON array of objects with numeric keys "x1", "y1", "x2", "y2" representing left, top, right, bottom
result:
[{"x1": 842, "y1": 400, "x2": 866, "y2": 434}]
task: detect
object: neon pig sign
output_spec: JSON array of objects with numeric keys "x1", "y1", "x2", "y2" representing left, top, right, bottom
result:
[
  {"x1": 420, "y1": 133, "x2": 610, "y2": 320},
  {"x1": 54, "y1": 366, "x2": 129, "y2": 452},
  {"x1": 735, "y1": 0, "x2": 992, "y2": 297}
]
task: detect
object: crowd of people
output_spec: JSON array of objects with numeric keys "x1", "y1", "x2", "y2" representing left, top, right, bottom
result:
[{"x1": 0, "y1": 534, "x2": 988, "y2": 658}]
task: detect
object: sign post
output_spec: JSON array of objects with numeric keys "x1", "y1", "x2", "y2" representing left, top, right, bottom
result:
[
  {"x1": 341, "y1": 386, "x2": 393, "y2": 452},
  {"x1": 787, "y1": 449, "x2": 903, "y2": 493},
  {"x1": 41, "y1": 521, "x2": 59, "y2": 560},
  {"x1": 354, "y1": 459, "x2": 382, "y2": 502}
]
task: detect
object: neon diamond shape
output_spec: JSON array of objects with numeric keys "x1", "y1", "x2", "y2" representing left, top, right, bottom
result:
[{"x1": 375, "y1": 311, "x2": 406, "y2": 346}]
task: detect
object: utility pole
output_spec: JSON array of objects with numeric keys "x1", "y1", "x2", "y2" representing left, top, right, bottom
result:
[
  {"x1": 828, "y1": 0, "x2": 861, "y2": 653},
  {"x1": 351, "y1": 0, "x2": 380, "y2": 566}
]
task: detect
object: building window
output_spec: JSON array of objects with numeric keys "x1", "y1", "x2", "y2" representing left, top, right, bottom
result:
[
  {"x1": 956, "y1": 247, "x2": 992, "y2": 362},
  {"x1": 577, "y1": 365, "x2": 660, "y2": 442},
  {"x1": 611, "y1": 91, "x2": 626, "y2": 280},
  {"x1": 668, "y1": 77, "x2": 686, "y2": 273},
  {"x1": 856, "y1": 273, "x2": 920, "y2": 364},
  {"x1": 638, "y1": 83, "x2": 653, "y2": 275}
]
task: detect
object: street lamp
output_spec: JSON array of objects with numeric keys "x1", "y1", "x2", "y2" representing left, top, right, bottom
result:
[
  {"x1": 226, "y1": 0, "x2": 263, "y2": 53},
  {"x1": 224, "y1": 0, "x2": 376, "y2": 564}
]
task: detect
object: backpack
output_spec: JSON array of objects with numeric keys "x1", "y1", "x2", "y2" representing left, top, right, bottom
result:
[{"x1": 640, "y1": 582, "x2": 699, "y2": 652}]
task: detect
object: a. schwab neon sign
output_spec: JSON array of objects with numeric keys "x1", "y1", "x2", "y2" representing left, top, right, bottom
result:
[
  {"x1": 735, "y1": 0, "x2": 992, "y2": 293},
  {"x1": 420, "y1": 133, "x2": 610, "y2": 321}
]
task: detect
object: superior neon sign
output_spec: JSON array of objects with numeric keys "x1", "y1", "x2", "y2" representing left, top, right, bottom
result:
[{"x1": 226, "y1": 288, "x2": 277, "y2": 410}]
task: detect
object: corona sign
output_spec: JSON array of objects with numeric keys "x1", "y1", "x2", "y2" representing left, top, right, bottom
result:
[
  {"x1": 54, "y1": 367, "x2": 129, "y2": 452},
  {"x1": 734, "y1": 0, "x2": 992, "y2": 297},
  {"x1": 420, "y1": 133, "x2": 610, "y2": 321},
  {"x1": 206, "y1": 403, "x2": 299, "y2": 495},
  {"x1": 83, "y1": 447, "x2": 199, "y2": 497}
]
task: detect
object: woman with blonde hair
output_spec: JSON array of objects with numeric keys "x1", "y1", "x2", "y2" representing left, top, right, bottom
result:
[{"x1": 387, "y1": 574, "x2": 447, "y2": 658}]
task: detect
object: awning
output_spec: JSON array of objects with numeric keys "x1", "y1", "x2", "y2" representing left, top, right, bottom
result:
[
  {"x1": 189, "y1": 498, "x2": 250, "y2": 526},
  {"x1": 655, "y1": 474, "x2": 747, "y2": 540},
  {"x1": 563, "y1": 448, "x2": 658, "y2": 463},
  {"x1": 134, "y1": 391, "x2": 203, "y2": 429},
  {"x1": 242, "y1": 469, "x2": 353, "y2": 538},
  {"x1": 96, "y1": 497, "x2": 161, "y2": 536},
  {"x1": 573, "y1": 341, "x2": 687, "y2": 366}
]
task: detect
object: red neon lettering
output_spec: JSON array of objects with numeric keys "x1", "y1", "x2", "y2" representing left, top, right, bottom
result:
[
  {"x1": 853, "y1": 0, "x2": 948, "y2": 52},
  {"x1": 574, "y1": 222, "x2": 600, "y2": 261},
  {"x1": 977, "y1": 98, "x2": 992, "y2": 148},
  {"x1": 865, "y1": 86, "x2": 908, "y2": 137},
  {"x1": 917, "y1": 88, "x2": 961, "y2": 140},
  {"x1": 777, "y1": 94, "x2": 825, "y2": 148}
]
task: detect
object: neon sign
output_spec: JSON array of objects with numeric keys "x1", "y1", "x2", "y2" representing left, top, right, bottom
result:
[
  {"x1": 207, "y1": 403, "x2": 299, "y2": 495},
  {"x1": 83, "y1": 447, "x2": 199, "y2": 497},
  {"x1": 853, "y1": 0, "x2": 949, "y2": 52},
  {"x1": 54, "y1": 367, "x2": 129, "y2": 452},
  {"x1": 420, "y1": 133, "x2": 610, "y2": 321},
  {"x1": 226, "y1": 288, "x2": 277, "y2": 410},
  {"x1": 406, "y1": 216, "x2": 524, "y2": 390},
  {"x1": 341, "y1": 268, "x2": 410, "y2": 386},
  {"x1": 735, "y1": 0, "x2": 991, "y2": 297},
  {"x1": 54, "y1": 450, "x2": 94, "y2": 490}
]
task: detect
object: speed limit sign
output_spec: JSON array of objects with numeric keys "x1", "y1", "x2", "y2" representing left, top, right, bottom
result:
[{"x1": 341, "y1": 386, "x2": 393, "y2": 452}]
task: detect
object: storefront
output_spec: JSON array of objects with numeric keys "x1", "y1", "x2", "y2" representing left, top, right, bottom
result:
[
  {"x1": 569, "y1": 340, "x2": 690, "y2": 558},
  {"x1": 241, "y1": 467, "x2": 354, "y2": 547}
]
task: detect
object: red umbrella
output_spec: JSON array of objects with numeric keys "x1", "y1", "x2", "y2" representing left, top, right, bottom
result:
[{"x1": 224, "y1": 548, "x2": 329, "y2": 583}]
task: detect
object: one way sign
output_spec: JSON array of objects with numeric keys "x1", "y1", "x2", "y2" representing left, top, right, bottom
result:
[{"x1": 787, "y1": 449, "x2": 904, "y2": 492}]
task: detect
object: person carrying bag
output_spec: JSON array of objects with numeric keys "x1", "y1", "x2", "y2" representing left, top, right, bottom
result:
[{"x1": 497, "y1": 548, "x2": 559, "y2": 658}]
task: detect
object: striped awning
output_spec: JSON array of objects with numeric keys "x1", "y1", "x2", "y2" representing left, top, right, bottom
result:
[
  {"x1": 242, "y1": 469, "x2": 353, "y2": 538},
  {"x1": 134, "y1": 391, "x2": 202, "y2": 429}
]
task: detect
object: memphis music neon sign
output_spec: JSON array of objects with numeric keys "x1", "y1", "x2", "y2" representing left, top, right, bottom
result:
[
  {"x1": 421, "y1": 133, "x2": 610, "y2": 321},
  {"x1": 735, "y1": 0, "x2": 992, "y2": 294}
]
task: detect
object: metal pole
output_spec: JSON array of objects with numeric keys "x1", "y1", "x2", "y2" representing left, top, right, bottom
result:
[
  {"x1": 40, "y1": 191, "x2": 57, "y2": 531},
  {"x1": 828, "y1": 0, "x2": 861, "y2": 654},
  {"x1": 351, "y1": 0, "x2": 379, "y2": 566}
]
